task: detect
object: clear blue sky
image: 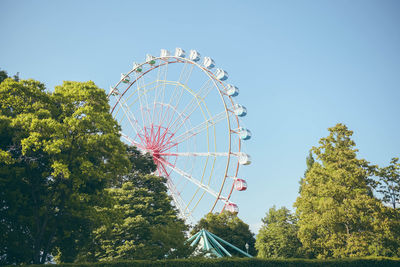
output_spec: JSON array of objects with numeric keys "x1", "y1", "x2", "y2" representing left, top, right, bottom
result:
[{"x1": 1, "y1": 0, "x2": 400, "y2": 233}]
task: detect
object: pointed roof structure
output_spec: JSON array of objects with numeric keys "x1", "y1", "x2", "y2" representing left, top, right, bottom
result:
[{"x1": 187, "y1": 229, "x2": 252, "y2": 258}]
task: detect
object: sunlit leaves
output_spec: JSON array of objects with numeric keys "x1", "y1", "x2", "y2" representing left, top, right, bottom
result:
[
  {"x1": 256, "y1": 206, "x2": 302, "y2": 258},
  {"x1": 0, "y1": 79, "x2": 130, "y2": 264},
  {"x1": 294, "y1": 124, "x2": 400, "y2": 258},
  {"x1": 82, "y1": 173, "x2": 190, "y2": 261},
  {"x1": 377, "y1": 158, "x2": 400, "y2": 209}
]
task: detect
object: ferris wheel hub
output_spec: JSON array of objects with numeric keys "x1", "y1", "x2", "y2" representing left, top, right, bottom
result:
[{"x1": 138, "y1": 124, "x2": 178, "y2": 178}]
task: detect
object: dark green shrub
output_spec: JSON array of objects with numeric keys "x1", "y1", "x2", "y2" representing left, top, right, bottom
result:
[{"x1": 14, "y1": 257, "x2": 400, "y2": 267}]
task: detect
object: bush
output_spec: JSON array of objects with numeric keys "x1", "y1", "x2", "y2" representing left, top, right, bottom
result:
[{"x1": 14, "y1": 257, "x2": 400, "y2": 267}]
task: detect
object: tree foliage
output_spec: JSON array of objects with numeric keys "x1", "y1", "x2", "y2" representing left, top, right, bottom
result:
[
  {"x1": 294, "y1": 123, "x2": 400, "y2": 258},
  {"x1": 73, "y1": 146, "x2": 192, "y2": 262},
  {"x1": 192, "y1": 212, "x2": 256, "y2": 257},
  {"x1": 0, "y1": 79, "x2": 130, "y2": 264},
  {"x1": 0, "y1": 69, "x2": 7, "y2": 84},
  {"x1": 255, "y1": 206, "x2": 302, "y2": 258},
  {"x1": 377, "y1": 157, "x2": 400, "y2": 209},
  {"x1": 299, "y1": 151, "x2": 315, "y2": 193},
  {"x1": 0, "y1": 75, "x2": 193, "y2": 264},
  {"x1": 0, "y1": 69, "x2": 19, "y2": 84},
  {"x1": 78, "y1": 177, "x2": 191, "y2": 261}
]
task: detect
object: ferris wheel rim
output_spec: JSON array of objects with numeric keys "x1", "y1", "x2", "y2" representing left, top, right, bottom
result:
[{"x1": 108, "y1": 52, "x2": 245, "y2": 217}]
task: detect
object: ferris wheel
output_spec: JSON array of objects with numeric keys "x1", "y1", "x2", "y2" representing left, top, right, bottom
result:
[{"x1": 108, "y1": 48, "x2": 252, "y2": 223}]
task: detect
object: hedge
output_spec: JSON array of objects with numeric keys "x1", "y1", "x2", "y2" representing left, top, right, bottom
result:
[{"x1": 15, "y1": 257, "x2": 400, "y2": 267}]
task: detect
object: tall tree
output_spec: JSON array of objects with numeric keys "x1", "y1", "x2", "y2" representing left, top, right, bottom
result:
[
  {"x1": 294, "y1": 124, "x2": 399, "y2": 258},
  {"x1": 299, "y1": 151, "x2": 315, "y2": 193},
  {"x1": 0, "y1": 79, "x2": 129, "y2": 264},
  {"x1": 255, "y1": 206, "x2": 302, "y2": 258},
  {"x1": 191, "y1": 212, "x2": 256, "y2": 257},
  {"x1": 73, "y1": 146, "x2": 192, "y2": 262},
  {"x1": 377, "y1": 157, "x2": 400, "y2": 209},
  {"x1": 0, "y1": 69, "x2": 8, "y2": 83}
]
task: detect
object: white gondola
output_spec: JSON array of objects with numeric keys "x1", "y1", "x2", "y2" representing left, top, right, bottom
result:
[
  {"x1": 203, "y1": 57, "x2": 215, "y2": 69},
  {"x1": 225, "y1": 203, "x2": 239, "y2": 214},
  {"x1": 238, "y1": 153, "x2": 251, "y2": 165},
  {"x1": 234, "y1": 179, "x2": 247, "y2": 191},
  {"x1": 121, "y1": 73, "x2": 130, "y2": 83},
  {"x1": 215, "y1": 68, "x2": 228, "y2": 81},
  {"x1": 238, "y1": 127, "x2": 251, "y2": 140},
  {"x1": 189, "y1": 50, "x2": 201, "y2": 61},
  {"x1": 146, "y1": 54, "x2": 156, "y2": 64},
  {"x1": 175, "y1": 47, "x2": 186, "y2": 58},
  {"x1": 160, "y1": 49, "x2": 170, "y2": 57},
  {"x1": 226, "y1": 84, "x2": 239, "y2": 97},
  {"x1": 133, "y1": 62, "x2": 142, "y2": 72},
  {"x1": 233, "y1": 104, "x2": 247, "y2": 117}
]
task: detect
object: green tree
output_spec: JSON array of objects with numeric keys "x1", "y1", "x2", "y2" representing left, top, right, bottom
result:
[
  {"x1": 294, "y1": 123, "x2": 399, "y2": 258},
  {"x1": 304, "y1": 151, "x2": 315, "y2": 176},
  {"x1": 192, "y1": 212, "x2": 256, "y2": 257},
  {"x1": 255, "y1": 206, "x2": 302, "y2": 258},
  {"x1": 0, "y1": 69, "x2": 7, "y2": 83},
  {"x1": 0, "y1": 69, "x2": 19, "y2": 84},
  {"x1": 0, "y1": 79, "x2": 129, "y2": 264},
  {"x1": 75, "y1": 147, "x2": 192, "y2": 262},
  {"x1": 299, "y1": 151, "x2": 315, "y2": 193},
  {"x1": 377, "y1": 157, "x2": 400, "y2": 209}
]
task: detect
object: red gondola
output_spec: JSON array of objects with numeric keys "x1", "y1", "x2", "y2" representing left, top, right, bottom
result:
[{"x1": 234, "y1": 179, "x2": 247, "y2": 191}]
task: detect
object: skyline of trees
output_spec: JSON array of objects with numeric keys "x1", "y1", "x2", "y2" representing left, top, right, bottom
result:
[
  {"x1": 256, "y1": 124, "x2": 400, "y2": 259},
  {"x1": 1, "y1": 71, "x2": 399, "y2": 264}
]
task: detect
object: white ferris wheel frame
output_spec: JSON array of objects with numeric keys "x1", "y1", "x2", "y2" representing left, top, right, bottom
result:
[{"x1": 108, "y1": 51, "x2": 249, "y2": 222}]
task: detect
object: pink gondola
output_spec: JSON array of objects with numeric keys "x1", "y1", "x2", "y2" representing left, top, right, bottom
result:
[{"x1": 234, "y1": 179, "x2": 247, "y2": 191}]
